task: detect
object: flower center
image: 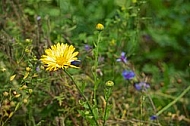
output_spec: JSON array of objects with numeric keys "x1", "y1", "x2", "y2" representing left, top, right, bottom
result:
[{"x1": 56, "y1": 57, "x2": 67, "y2": 66}]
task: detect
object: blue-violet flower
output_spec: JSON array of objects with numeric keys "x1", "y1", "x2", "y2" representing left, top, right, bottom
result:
[
  {"x1": 116, "y1": 52, "x2": 127, "y2": 63},
  {"x1": 84, "y1": 44, "x2": 92, "y2": 52},
  {"x1": 134, "y1": 82, "x2": 150, "y2": 91},
  {"x1": 150, "y1": 115, "x2": 157, "y2": 120},
  {"x1": 122, "y1": 70, "x2": 135, "y2": 80}
]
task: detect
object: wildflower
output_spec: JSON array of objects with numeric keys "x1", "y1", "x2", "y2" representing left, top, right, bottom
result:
[
  {"x1": 122, "y1": 70, "x2": 135, "y2": 80},
  {"x1": 134, "y1": 82, "x2": 150, "y2": 91},
  {"x1": 29, "y1": 89, "x2": 33, "y2": 94},
  {"x1": 1, "y1": 68, "x2": 6, "y2": 72},
  {"x1": 116, "y1": 52, "x2": 127, "y2": 64},
  {"x1": 25, "y1": 48, "x2": 31, "y2": 53},
  {"x1": 25, "y1": 39, "x2": 32, "y2": 43},
  {"x1": 36, "y1": 65, "x2": 40, "y2": 72},
  {"x1": 96, "y1": 68, "x2": 103, "y2": 76},
  {"x1": 12, "y1": 91, "x2": 17, "y2": 95},
  {"x1": 3, "y1": 91, "x2": 9, "y2": 97},
  {"x1": 10, "y1": 74, "x2": 16, "y2": 81},
  {"x1": 23, "y1": 98, "x2": 28, "y2": 104},
  {"x1": 105, "y1": 81, "x2": 114, "y2": 87},
  {"x1": 20, "y1": 85, "x2": 27, "y2": 90},
  {"x1": 26, "y1": 67, "x2": 31, "y2": 72},
  {"x1": 40, "y1": 43, "x2": 79, "y2": 71},
  {"x1": 23, "y1": 72, "x2": 29, "y2": 79},
  {"x1": 109, "y1": 39, "x2": 116, "y2": 46},
  {"x1": 150, "y1": 115, "x2": 157, "y2": 120},
  {"x1": 3, "y1": 99, "x2": 9, "y2": 105},
  {"x1": 10, "y1": 101, "x2": 15, "y2": 107},
  {"x1": 84, "y1": 44, "x2": 92, "y2": 51},
  {"x1": 37, "y1": 16, "x2": 41, "y2": 21},
  {"x1": 32, "y1": 73, "x2": 38, "y2": 77},
  {"x1": 96, "y1": 23, "x2": 104, "y2": 31},
  {"x1": 15, "y1": 94, "x2": 21, "y2": 98}
]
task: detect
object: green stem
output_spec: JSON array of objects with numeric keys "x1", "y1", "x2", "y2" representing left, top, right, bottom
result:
[
  {"x1": 156, "y1": 85, "x2": 190, "y2": 116},
  {"x1": 147, "y1": 93, "x2": 156, "y2": 113},
  {"x1": 103, "y1": 88, "x2": 111, "y2": 126},
  {"x1": 103, "y1": 100, "x2": 108, "y2": 126},
  {"x1": 93, "y1": 31, "x2": 102, "y2": 105},
  {"x1": 64, "y1": 69, "x2": 99, "y2": 126}
]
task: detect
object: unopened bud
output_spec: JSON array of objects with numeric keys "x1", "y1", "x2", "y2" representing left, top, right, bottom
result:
[
  {"x1": 96, "y1": 23, "x2": 104, "y2": 31},
  {"x1": 3, "y1": 91, "x2": 9, "y2": 97},
  {"x1": 23, "y1": 98, "x2": 28, "y2": 104},
  {"x1": 105, "y1": 81, "x2": 114, "y2": 87}
]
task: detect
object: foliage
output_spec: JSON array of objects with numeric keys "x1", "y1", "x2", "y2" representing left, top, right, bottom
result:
[{"x1": 0, "y1": 0, "x2": 190, "y2": 125}]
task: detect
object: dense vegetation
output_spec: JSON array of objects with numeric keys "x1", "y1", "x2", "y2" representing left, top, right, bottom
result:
[{"x1": 0, "y1": 0, "x2": 190, "y2": 125}]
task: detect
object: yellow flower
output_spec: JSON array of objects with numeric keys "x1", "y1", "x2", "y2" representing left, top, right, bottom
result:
[
  {"x1": 23, "y1": 72, "x2": 29, "y2": 79},
  {"x1": 40, "y1": 43, "x2": 79, "y2": 71},
  {"x1": 96, "y1": 23, "x2": 104, "y2": 31},
  {"x1": 26, "y1": 67, "x2": 31, "y2": 72},
  {"x1": 15, "y1": 94, "x2": 21, "y2": 98},
  {"x1": 25, "y1": 39, "x2": 32, "y2": 43},
  {"x1": 1, "y1": 68, "x2": 6, "y2": 72},
  {"x1": 10, "y1": 74, "x2": 16, "y2": 81}
]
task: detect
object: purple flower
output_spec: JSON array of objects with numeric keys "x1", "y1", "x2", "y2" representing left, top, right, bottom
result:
[
  {"x1": 116, "y1": 52, "x2": 127, "y2": 63},
  {"x1": 36, "y1": 66, "x2": 40, "y2": 72},
  {"x1": 134, "y1": 82, "x2": 150, "y2": 91},
  {"x1": 150, "y1": 115, "x2": 157, "y2": 120},
  {"x1": 122, "y1": 70, "x2": 135, "y2": 80},
  {"x1": 84, "y1": 44, "x2": 92, "y2": 51},
  {"x1": 37, "y1": 16, "x2": 41, "y2": 21}
]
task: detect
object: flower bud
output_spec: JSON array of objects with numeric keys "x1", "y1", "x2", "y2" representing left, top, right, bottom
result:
[
  {"x1": 25, "y1": 39, "x2": 32, "y2": 43},
  {"x1": 25, "y1": 48, "x2": 30, "y2": 53},
  {"x1": 3, "y1": 91, "x2": 9, "y2": 97},
  {"x1": 15, "y1": 94, "x2": 21, "y2": 98},
  {"x1": 3, "y1": 99, "x2": 9, "y2": 105},
  {"x1": 96, "y1": 23, "x2": 104, "y2": 31},
  {"x1": 10, "y1": 101, "x2": 15, "y2": 107},
  {"x1": 1, "y1": 68, "x2": 6, "y2": 72},
  {"x1": 29, "y1": 89, "x2": 33, "y2": 94},
  {"x1": 23, "y1": 98, "x2": 28, "y2": 104},
  {"x1": 105, "y1": 81, "x2": 114, "y2": 87},
  {"x1": 20, "y1": 85, "x2": 27, "y2": 90}
]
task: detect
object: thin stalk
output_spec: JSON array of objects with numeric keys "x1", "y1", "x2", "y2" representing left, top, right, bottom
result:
[
  {"x1": 147, "y1": 93, "x2": 156, "y2": 113},
  {"x1": 103, "y1": 88, "x2": 111, "y2": 126},
  {"x1": 156, "y1": 85, "x2": 190, "y2": 116},
  {"x1": 103, "y1": 100, "x2": 108, "y2": 126},
  {"x1": 140, "y1": 95, "x2": 144, "y2": 126},
  {"x1": 64, "y1": 69, "x2": 99, "y2": 126},
  {"x1": 93, "y1": 31, "x2": 102, "y2": 105}
]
